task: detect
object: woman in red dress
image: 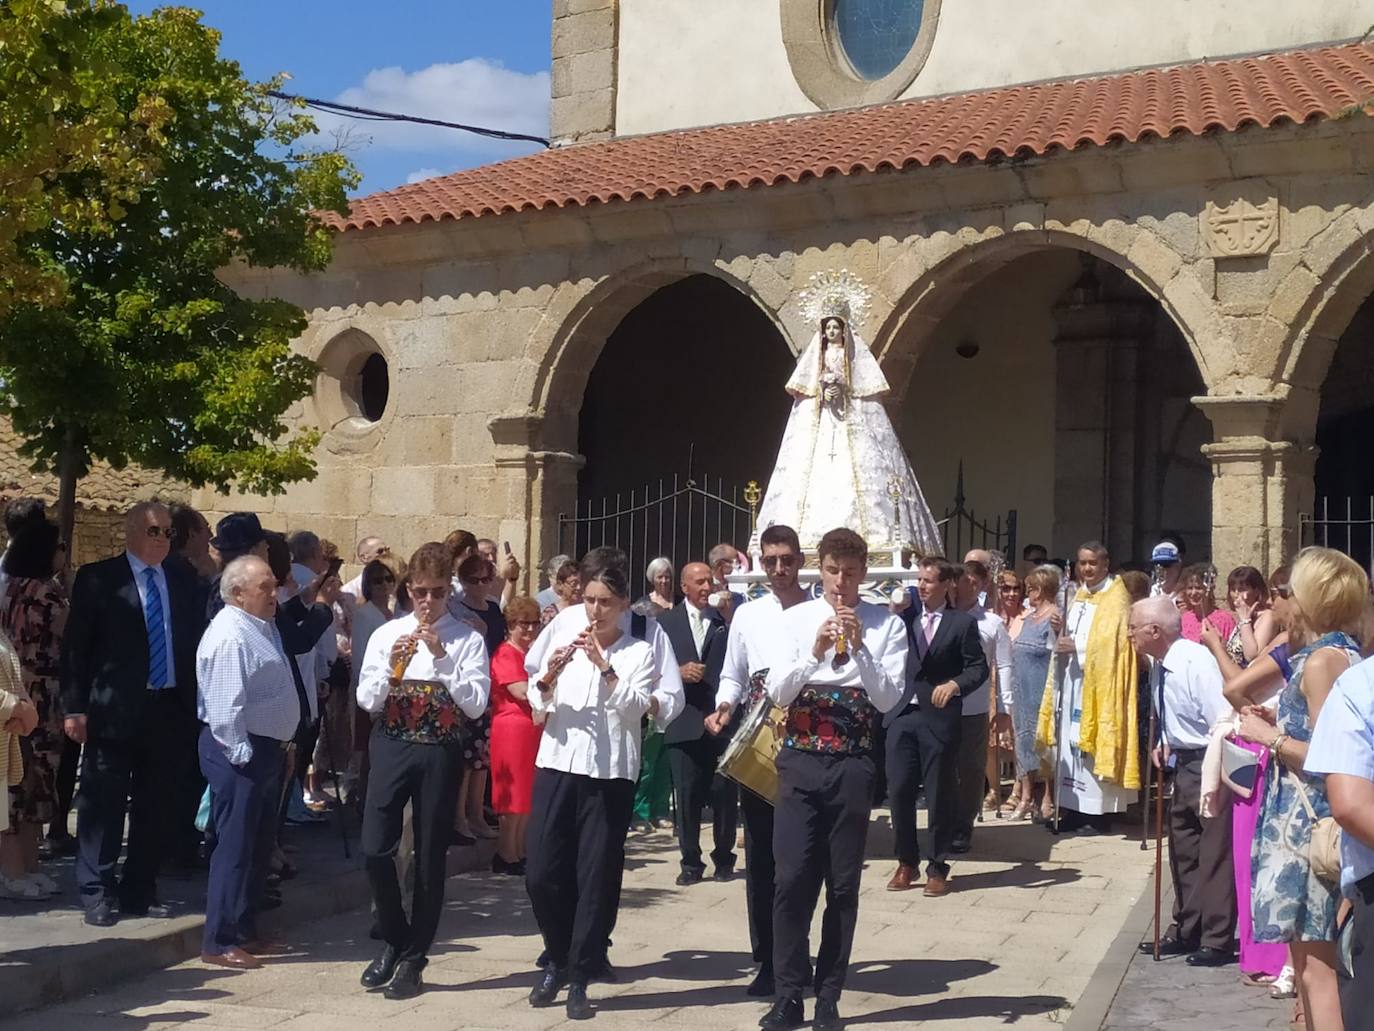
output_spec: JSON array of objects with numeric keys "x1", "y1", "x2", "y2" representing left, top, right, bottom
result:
[{"x1": 489, "y1": 596, "x2": 544, "y2": 874}]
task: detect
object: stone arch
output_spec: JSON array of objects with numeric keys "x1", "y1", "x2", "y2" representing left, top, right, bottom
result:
[
  {"x1": 869, "y1": 226, "x2": 1215, "y2": 399},
  {"x1": 521, "y1": 256, "x2": 796, "y2": 453}
]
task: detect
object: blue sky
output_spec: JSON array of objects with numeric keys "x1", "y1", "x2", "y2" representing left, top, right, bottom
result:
[{"x1": 123, "y1": 2, "x2": 553, "y2": 196}]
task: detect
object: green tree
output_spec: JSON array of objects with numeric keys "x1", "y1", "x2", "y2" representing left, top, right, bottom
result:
[{"x1": 0, "y1": 3, "x2": 357, "y2": 545}]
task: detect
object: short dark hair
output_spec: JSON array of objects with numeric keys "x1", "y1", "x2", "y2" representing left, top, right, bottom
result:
[
  {"x1": 2, "y1": 518, "x2": 59, "y2": 579},
  {"x1": 1077, "y1": 540, "x2": 1110, "y2": 560},
  {"x1": 817, "y1": 528, "x2": 866, "y2": 566},
  {"x1": 457, "y1": 553, "x2": 494, "y2": 582},
  {"x1": 1227, "y1": 565, "x2": 1266, "y2": 596},
  {"x1": 580, "y1": 546, "x2": 629, "y2": 584},
  {"x1": 287, "y1": 530, "x2": 322, "y2": 565},
  {"x1": 264, "y1": 532, "x2": 292, "y2": 586},
  {"x1": 408, "y1": 542, "x2": 453, "y2": 583},
  {"x1": 760, "y1": 524, "x2": 801, "y2": 554},
  {"x1": 584, "y1": 565, "x2": 630, "y2": 600},
  {"x1": 918, "y1": 556, "x2": 957, "y2": 582},
  {"x1": 361, "y1": 558, "x2": 398, "y2": 603},
  {"x1": 1022, "y1": 542, "x2": 1047, "y2": 560},
  {"x1": 167, "y1": 503, "x2": 205, "y2": 553},
  {"x1": 4, "y1": 498, "x2": 46, "y2": 538}
]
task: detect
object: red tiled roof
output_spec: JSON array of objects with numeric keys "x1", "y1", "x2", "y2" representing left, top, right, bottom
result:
[{"x1": 327, "y1": 41, "x2": 1374, "y2": 233}]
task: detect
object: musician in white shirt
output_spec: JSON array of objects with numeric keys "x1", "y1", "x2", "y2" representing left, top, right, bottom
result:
[
  {"x1": 525, "y1": 564, "x2": 655, "y2": 1021},
  {"x1": 705, "y1": 524, "x2": 809, "y2": 1000}
]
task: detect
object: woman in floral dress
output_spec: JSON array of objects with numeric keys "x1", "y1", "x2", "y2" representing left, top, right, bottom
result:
[{"x1": 1241, "y1": 547, "x2": 1366, "y2": 1031}]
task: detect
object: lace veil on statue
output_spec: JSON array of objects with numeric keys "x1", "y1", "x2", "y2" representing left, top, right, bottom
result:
[{"x1": 785, "y1": 270, "x2": 890, "y2": 400}]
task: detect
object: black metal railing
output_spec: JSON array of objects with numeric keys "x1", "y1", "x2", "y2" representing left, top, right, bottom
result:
[
  {"x1": 937, "y1": 461, "x2": 1018, "y2": 562},
  {"x1": 1300, "y1": 495, "x2": 1374, "y2": 571}
]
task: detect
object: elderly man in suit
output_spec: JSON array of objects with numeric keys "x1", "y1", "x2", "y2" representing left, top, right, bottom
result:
[
  {"x1": 60, "y1": 501, "x2": 206, "y2": 926},
  {"x1": 883, "y1": 557, "x2": 987, "y2": 898},
  {"x1": 659, "y1": 561, "x2": 738, "y2": 885}
]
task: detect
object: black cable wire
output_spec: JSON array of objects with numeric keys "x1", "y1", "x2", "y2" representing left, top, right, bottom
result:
[{"x1": 267, "y1": 89, "x2": 549, "y2": 147}]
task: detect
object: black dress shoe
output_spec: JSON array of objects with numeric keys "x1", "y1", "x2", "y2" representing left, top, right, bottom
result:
[
  {"x1": 566, "y1": 981, "x2": 593, "y2": 1021},
  {"x1": 759, "y1": 996, "x2": 805, "y2": 1030},
  {"x1": 383, "y1": 959, "x2": 424, "y2": 1000},
  {"x1": 675, "y1": 869, "x2": 704, "y2": 886},
  {"x1": 120, "y1": 902, "x2": 173, "y2": 919},
  {"x1": 1138, "y1": 936, "x2": 1194, "y2": 957},
  {"x1": 84, "y1": 901, "x2": 117, "y2": 928},
  {"x1": 360, "y1": 945, "x2": 399, "y2": 988},
  {"x1": 1185, "y1": 946, "x2": 1234, "y2": 967},
  {"x1": 712, "y1": 865, "x2": 735, "y2": 882},
  {"x1": 746, "y1": 968, "x2": 775, "y2": 997},
  {"x1": 529, "y1": 966, "x2": 567, "y2": 1007},
  {"x1": 535, "y1": 949, "x2": 550, "y2": 969},
  {"x1": 814, "y1": 998, "x2": 844, "y2": 1031},
  {"x1": 450, "y1": 827, "x2": 476, "y2": 847}
]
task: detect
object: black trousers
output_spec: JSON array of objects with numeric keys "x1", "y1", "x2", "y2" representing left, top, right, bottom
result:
[
  {"x1": 772, "y1": 748, "x2": 874, "y2": 1003},
  {"x1": 74, "y1": 692, "x2": 192, "y2": 910},
  {"x1": 525, "y1": 768, "x2": 635, "y2": 982},
  {"x1": 51, "y1": 737, "x2": 80, "y2": 838},
  {"x1": 362, "y1": 731, "x2": 462, "y2": 963},
  {"x1": 1166, "y1": 755, "x2": 1236, "y2": 950},
  {"x1": 668, "y1": 736, "x2": 738, "y2": 874},
  {"x1": 741, "y1": 786, "x2": 776, "y2": 971},
  {"x1": 1342, "y1": 874, "x2": 1374, "y2": 1029},
  {"x1": 885, "y1": 707, "x2": 960, "y2": 875},
  {"x1": 954, "y1": 712, "x2": 990, "y2": 842},
  {"x1": 200, "y1": 728, "x2": 285, "y2": 954}
]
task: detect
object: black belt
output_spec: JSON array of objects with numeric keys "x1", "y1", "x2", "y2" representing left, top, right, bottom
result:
[
  {"x1": 249, "y1": 733, "x2": 291, "y2": 752},
  {"x1": 1172, "y1": 747, "x2": 1207, "y2": 762}
]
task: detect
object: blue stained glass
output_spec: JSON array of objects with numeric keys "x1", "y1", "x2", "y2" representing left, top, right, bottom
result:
[{"x1": 833, "y1": 0, "x2": 925, "y2": 81}]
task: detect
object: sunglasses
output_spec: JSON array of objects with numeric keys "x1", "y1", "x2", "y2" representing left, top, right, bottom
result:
[
  {"x1": 513, "y1": 620, "x2": 542, "y2": 631},
  {"x1": 998, "y1": 584, "x2": 1021, "y2": 591},
  {"x1": 1272, "y1": 584, "x2": 1292, "y2": 599},
  {"x1": 761, "y1": 554, "x2": 798, "y2": 569},
  {"x1": 409, "y1": 586, "x2": 449, "y2": 600},
  {"x1": 144, "y1": 526, "x2": 174, "y2": 540}
]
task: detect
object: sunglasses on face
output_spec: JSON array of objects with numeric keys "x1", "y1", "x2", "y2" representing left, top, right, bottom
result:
[
  {"x1": 762, "y1": 554, "x2": 798, "y2": 569},
  {"x1": 409, "y1": 586, "x2": 448, "y2": 600},
  {"x1": 145, "y1": 526, "x2": 174, "y2": 540},
  {"x1": 513, "y1": 620, "x2": 542, "y2": 631},
  {"x1": 1272, "y1": 584, "x2": 1292, "y2": 599}
]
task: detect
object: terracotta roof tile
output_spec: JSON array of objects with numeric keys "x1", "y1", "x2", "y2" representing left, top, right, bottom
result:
[
  {"x1": 0, "y1": 420, "x2": 183, "y2": 512},
  {"x1": 328, "y1": 42, "x2": 1374, "y2": 233}
]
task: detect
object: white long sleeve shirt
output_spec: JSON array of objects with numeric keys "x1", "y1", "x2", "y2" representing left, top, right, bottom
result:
[
  {"x1": 356, "y1": 612, "x2": 490, "y2": 719},
  {"x1": 965, "y1": 603, "x2": 1013, "y2": 717},
  {"x1": 197, "y1": 605, "x2": 300, "y2": 766},
  {"x1": 529, "y1": 635, "x2": 655, "y2": 780},
  {"x1": 717, "y1": 593, "x2": 792, "y2": 712},
  {"x1": 1152, "y1": 637, "x2": 1228, "y2": 752},
  {"x1": 766, "y1": 597, "x2": 906, "y2": 714},
  {"x1": 525, "y1": 603, "x2": 683, "y2": 731}
]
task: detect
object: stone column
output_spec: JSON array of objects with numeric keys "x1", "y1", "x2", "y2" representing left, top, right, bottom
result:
[
  {"x1": 489, "y1": 414, "x2": 585, "y2": 593},
  {"x1": 550, "y1": 0, "x2": 618, "y2": 146},
  {"x1": 1195, "y1": 395, "x2": 1316, "y2": 576}
]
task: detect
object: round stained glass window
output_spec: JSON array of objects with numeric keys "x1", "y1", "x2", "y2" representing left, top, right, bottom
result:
[{"x1": 832, "y1": 0, "x2": 925, "y2": 81}]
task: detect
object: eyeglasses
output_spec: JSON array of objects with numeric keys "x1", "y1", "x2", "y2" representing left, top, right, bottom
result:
[
  {"x1": 761, "y1": 554, "x2": 798, "y2": 569},
  {"x1": 145, "y1": 526, "x2": 174, "y2": 540},
  {"x1": 1272, "y1": 584, "x2": 1292, "y2": 599},
  {"x1": 409, "y1": 586, "x2": 448, "y2": 600},
  {"x1": 513, "y1": 620, "x2": 542, "y2": 631}
]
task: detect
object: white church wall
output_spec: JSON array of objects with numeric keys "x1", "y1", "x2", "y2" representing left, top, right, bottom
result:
[{"x1": 616, "y1": 0, "x2": 1370, "y2": 136}]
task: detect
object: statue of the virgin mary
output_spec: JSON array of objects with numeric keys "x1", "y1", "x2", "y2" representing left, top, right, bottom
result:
[{"x1": 756, "y1": 270, "x2": 941, "y2": 555}]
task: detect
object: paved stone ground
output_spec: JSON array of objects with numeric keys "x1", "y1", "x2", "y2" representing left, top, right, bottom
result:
[{"x1": 5, "y1": 812, "x2": 1154, "y2": 1030}]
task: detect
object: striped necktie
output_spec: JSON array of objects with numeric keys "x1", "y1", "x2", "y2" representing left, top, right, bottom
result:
[{"x1": 143, "y1": 566, "x2": 168, "y2": 689}]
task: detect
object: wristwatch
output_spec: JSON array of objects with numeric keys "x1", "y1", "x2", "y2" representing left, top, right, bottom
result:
[{"x1": 600, "y1": 665, "x2": 618, "y2": 682}]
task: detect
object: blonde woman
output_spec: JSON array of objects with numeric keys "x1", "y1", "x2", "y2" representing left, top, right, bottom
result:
[
  {"x1": 1241, "y1": 547, "x2": 1368, "y2": 1031},
  {"x1": 0, "y1": 628, "x2": 39, "y2": 899}
]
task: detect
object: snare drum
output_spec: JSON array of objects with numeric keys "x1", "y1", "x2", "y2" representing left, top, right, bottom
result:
[{"x1": 718, "y1": 693, "x2": 786, "y2": 803}]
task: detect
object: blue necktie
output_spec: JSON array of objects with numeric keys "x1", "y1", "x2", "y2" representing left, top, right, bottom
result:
[{"x1": 143, "y1": 567, "x2": 168, "y2": 689}]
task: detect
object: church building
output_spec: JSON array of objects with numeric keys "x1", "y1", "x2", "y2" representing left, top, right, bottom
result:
[{"x1": 208, "y1": 1, "x2": 1374, "y2": 581}]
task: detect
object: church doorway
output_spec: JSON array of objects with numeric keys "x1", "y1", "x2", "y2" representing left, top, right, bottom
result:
[
  {"x1": 572, "y1": 273, "x2": 795, "y2": 574},
  {"x1": 1307, "y1": 291, "x2": 1374, "y2": 568},
  {"x1": 888, "y1": 247, "x2": 1211, "y2": 568}
]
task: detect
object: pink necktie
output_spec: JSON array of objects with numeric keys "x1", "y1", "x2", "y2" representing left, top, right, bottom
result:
[{"x1": 923, "y1": 612, "x2": 937, "y2": 645}]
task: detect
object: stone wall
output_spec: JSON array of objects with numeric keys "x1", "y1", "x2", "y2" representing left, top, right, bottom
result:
[
  {"x1": 550, "y1": 0, "x2": 618, "y2": 146},
  {"x1": 216, "y1": 116, "x2": 1374, "y2": 585}
]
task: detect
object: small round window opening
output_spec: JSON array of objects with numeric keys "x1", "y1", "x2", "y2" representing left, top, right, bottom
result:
[
  {"x1": 357, "y1": 352, "x2": 389, "y2": 423},
  {"x1": 832, "y1": 0, "x2": 925, "y2": 80}
]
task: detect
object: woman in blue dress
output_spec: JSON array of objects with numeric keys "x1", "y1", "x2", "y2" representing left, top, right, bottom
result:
[
  {"x1": 1240, "y1": 546, "x2": 1368, "y2": 1031},
  {"x1": 1005, "y1": 565, "x2": 1060, "y2": 820}
]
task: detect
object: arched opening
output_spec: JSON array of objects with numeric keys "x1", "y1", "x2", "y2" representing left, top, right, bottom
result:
[
  {"x1": 572, "y1": 273, "x2": 795, "y2": 572},
  {"x1": 888, "y1": 247, "x2": 1211, "y2": 565},
  {"x1": 1311, "y1": 292, "x2": 1374, "y2": 566}
]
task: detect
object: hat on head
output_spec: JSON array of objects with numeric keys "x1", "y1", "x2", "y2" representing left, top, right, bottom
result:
[
  {"x1": 211, "y1": 512, "x2": 266, "y2": 554},
  {"x1": 1150, "y1": 541, "x2": 1181, "y2": 565}
]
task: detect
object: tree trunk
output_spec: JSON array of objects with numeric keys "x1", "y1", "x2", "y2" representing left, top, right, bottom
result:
[{"x1": 56, "y1": 425, "x2": 80, "y2": 560}]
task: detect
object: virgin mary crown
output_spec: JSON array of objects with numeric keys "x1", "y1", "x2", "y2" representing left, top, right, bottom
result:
[{"x1": 798, "y1": 269, "x2": 871, "y2": 331}]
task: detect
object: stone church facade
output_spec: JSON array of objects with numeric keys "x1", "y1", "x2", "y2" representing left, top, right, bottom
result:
[{"x1": 203, "y1": 1, "x2": 1374, "y2": 584}]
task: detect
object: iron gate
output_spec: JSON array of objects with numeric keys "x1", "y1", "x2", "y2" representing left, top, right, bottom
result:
[
  {"x1": 1299, "y1": 495, "x2": 1374, "y2": 571},
  {"x1": 936, "y1": 462, "x2": 1018, "y2": 562}
]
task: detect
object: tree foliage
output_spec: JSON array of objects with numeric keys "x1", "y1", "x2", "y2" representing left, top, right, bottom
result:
[{"x1": 0, "y1": 2, "x2": 358, "y2": 517}]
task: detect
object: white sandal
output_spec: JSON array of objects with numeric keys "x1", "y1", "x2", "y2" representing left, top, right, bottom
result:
[{"x1": 0, "y1": 873, "x2": 47, "y2": 901}]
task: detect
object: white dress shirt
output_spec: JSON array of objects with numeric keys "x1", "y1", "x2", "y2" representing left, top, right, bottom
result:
[
  {"x1": 766, "y1": 597, "x2": 906, "y2": 713},
  {"x1": 197, "y1": 605, "x2": 300, "y2": 766},
  {"x1": 127, "y1": 551, "x2": 175, "y2": 688},
  {"x1": 529, "y1": 634, "x2": 655, "y2": 780},
  {"x1": 526, "y1": 603, "x2": 684, "y2": 731},
  {"x1": 1305, "y1": 655, "x2": 1374, "y2": 895},
  {"x1": 965, "y1": 603, "x2": 1013, "y2": 716},
  {"x1": 717, "y1": 593, "x2": 793, "y2": 712},
  {"x1": 1151, "y1": 637, "x2": 1227, "y2": 751},
  {"x1": 356, "y1": 612, "x2": 490, "y2": 718}
]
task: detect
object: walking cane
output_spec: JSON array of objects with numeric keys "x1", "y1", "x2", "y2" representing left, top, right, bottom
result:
[
  {"x1": 318, "y1": 692, "x2": 351, "y2": 859},
  {"x1": 1141, "y1": 707, "x2": 1155, "y2": 851},
  {"x1": 1152, "y1": 741, "x2": 1165, "y2": 961}
]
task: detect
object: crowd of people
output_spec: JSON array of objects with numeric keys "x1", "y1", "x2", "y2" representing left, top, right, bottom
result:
[{"x1": 1, "y1": 497, "x2": 1372, "y2": 1031}]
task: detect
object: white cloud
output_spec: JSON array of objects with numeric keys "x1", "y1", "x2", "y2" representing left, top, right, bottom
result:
[
  {"x1": 405, "y1": 167, "x2": 442, "y2": 184},
  {"x1": 316, "y1": 59, "x2": 550, "y2": 161}
]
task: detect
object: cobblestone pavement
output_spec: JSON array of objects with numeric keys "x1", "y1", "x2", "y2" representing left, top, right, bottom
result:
[{"x1": 6, "y1": 813, "x2": 1156, "y2": 1030}]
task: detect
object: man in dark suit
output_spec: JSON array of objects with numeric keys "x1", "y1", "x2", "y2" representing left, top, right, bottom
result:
[
  {"x1": 60, "y1": 501, "x2": 206, "y2": 926},
  {"x1": 659, "y1": 561, "x2": 738, "y2": 884},
  {"x1": 883, "y1": 557, "x2": 987, "y2": 898}
]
